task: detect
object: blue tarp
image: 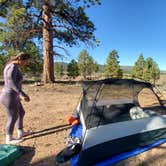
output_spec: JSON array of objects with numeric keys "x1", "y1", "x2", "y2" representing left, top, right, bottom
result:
[
  {"x1": 69, "y1": 124, "x2": 82, "y2": 166},
  {"x1": 95, "y1": 138, "x2": 166, "y2": 166},
  {"x1": 69, "y1": 125, "x2": 82, "y2": 139},
  {"x1": 70, "y1": 124, "x2": 166, "y2": 166}
]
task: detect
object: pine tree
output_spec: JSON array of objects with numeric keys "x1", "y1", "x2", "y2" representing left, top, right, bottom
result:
[
  {"x1": 78, "y1": 49, "x2": 98, "y2": 79},
  {"x1": 132, "y1": 54, "x2": 145, "y2": 79},
  {"x1": 60, "y1": 64, "x2": 64, "y2": 77},
  {"x1": 0, "y1": 54, "x2": 8, "y2": 75},
  {"x1": 151, "y1": 61, "x2": 160, "y2": 85},
  {"x1": 104, "y1": 50, "x2": 123, "y2": 78},
  {"x1": 78, "y1": 49, "x2": 90, "y2": 79},
  {"x1": 0, "y1": 0, "x2": 100, "y2": 83},
  {"x1": 86, "y1": 55, "x2": 95, "y2": 77},
  {"x1": 20, "y1": 42, "x2": 43, "y2": 76},
  {"x1": 143, "y1": 57, "x2": 160, "y2": 84},
  {"x1": 54, "y1": 62, "x2": 61, "y2": 77},
  {"x1": 0, "y1": 3, "x2": 35, "y2": 54},
  {"x1": 67, "y1": 59, "x2": 79, "y2": 78},
  {"x1": 0, "y1": 1, "x2": 42, "y2": 76}
]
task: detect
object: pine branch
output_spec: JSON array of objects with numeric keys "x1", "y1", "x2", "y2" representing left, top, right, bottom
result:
[{"x1": 53, "y1": 45, "x2": 70, "y2": 57}]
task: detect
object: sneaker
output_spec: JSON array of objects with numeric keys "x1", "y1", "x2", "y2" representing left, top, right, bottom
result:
[
  {"x1": 6, "y1": 138, "x2": 24, "y2": 145},
  {"x1": 17, "y1": 130, "x2": 33, "y2": 139}
]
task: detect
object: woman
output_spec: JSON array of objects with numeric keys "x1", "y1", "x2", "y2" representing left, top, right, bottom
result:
[{"x1": 0, "y1": 52, "x2": 31, "y2": 144}]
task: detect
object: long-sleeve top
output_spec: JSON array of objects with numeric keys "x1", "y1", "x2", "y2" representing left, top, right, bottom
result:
[{"x1": 2, "y1": 63, "x2": 26, "y2": 97}]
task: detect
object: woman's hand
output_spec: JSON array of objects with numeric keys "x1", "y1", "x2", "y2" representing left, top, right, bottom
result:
[
  {"x1": 20, "y1": 94, "x2": 30, "y2": 102},
  {"x1": 23, "y1": 95, "x2": 30, "y2": 102}
]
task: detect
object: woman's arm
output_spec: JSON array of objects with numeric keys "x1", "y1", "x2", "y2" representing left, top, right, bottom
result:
[{"x1": 8, "y1": 65, "x2": 28, "y2": 98}]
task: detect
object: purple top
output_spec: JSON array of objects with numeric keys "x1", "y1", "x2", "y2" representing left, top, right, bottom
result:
[{"x1": 3, "y1": 63, "x2": 26, "y2": 97}]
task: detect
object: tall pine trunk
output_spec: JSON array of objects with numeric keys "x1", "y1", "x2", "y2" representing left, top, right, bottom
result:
[{"x1": 42, "y1": 1, "x2": 54, "y2": 83}]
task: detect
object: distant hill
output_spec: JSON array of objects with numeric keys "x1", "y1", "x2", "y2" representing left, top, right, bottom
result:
[
  {"x1": 98, "y1": 65, "x2": 166, "y2": 74},
  {"x1": 160, "y1": 70, "x2": 166, "y2": 74},
  {"x1": 98, "y1": 65, "x2": 133, "y2": 74},
  {"x1": 120, "y1": 66, "x2": 133, "y2": 71},
  {"x1": 54, "y1": 62, "x2": 166, "y2": 74},
  {"x1": 120, "y1": 66, "x2": 133, "y2": 74}
]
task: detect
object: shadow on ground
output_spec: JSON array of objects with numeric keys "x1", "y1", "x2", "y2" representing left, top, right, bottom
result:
[
  {"x1": 11, "y1": 146, "x2": 35, "y2": 166},
  {"x1": 30, "y1": 154, "x2": 70, "y2": 166},
  {"x1": 24, "y1": 124, "x2": 71, "y2": 141},
  {"x1": 9, "y1": 125, "x2": 72, "y2": 166},
  {"x1": 10, "y1": 144, "x2": 166, "y2": 166}
]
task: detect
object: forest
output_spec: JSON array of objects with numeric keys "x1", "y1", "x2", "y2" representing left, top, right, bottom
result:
[{"x1": 0, "y1": 0, "x2": 164, "y2": 86}]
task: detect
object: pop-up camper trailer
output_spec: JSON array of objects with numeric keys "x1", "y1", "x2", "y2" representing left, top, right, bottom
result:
[{"x1": 56, "y1": 78, "x2": 166, "y2": 166}]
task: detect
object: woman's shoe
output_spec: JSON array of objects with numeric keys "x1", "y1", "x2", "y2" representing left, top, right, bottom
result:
[
  {"x1": 17, "y1": 129, "x2": 33, "y2": 139},
  {"x1": 6, "y1": 135, "x2": 23, "y2": 144}
]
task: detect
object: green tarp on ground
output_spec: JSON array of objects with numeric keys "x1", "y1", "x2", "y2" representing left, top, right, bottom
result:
[{"x1": 0, "y1": 144, "x2": 22, "y2": 166}]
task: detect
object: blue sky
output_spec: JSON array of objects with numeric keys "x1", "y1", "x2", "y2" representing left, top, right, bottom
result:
[{"x1": 59, "y1": 0, "x2": 166, "y2": 70}]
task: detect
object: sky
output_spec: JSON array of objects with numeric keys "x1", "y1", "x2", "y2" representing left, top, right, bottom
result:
[{"x1": 59, "y1": 0, "x2": 166, "y2": 70}]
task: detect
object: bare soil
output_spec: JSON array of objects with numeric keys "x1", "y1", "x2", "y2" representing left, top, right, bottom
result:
[
  {"x1": 0, "y1": 83, "x2": 166, "y2": 166},
  {"x1": 0, "y1": 83, "x2": 82, "y2": 166}
]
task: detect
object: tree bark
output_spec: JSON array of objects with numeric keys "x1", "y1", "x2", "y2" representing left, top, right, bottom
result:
[{"x1": 42, "y1": 1, "x2": 54, "y2": 83}]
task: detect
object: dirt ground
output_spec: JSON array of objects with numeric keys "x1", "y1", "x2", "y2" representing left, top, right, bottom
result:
[
  {"x1": 0, "y1": 83, "x2": 166, "y2": 166},
  {"x1": 0, "y1": 83, "x2": 82, "y2": 166}
]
